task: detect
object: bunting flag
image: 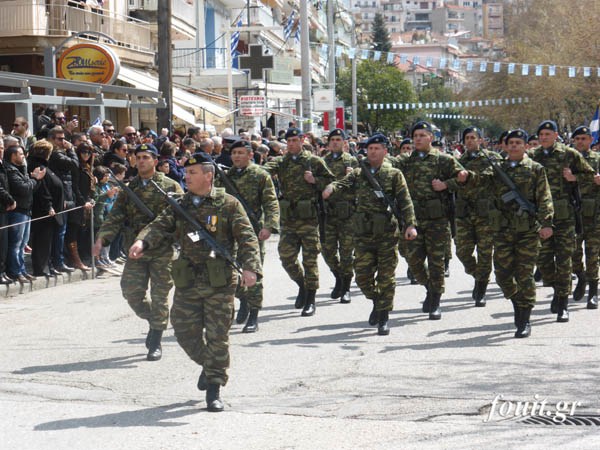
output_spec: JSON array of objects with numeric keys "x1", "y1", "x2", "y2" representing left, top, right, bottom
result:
[
  {"x1": 590, "y1": 104, "x2": 600, "y2": 144},
  {"x1": 366, "y1": 97, "x2": 528, "y2": 110},
  {"x1": 284, "y1": 11, "x2": 296, "y2": 41}
]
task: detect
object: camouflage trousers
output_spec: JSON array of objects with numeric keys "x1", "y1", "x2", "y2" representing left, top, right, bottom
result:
[
  {"x1": 538, "y1": 221, "x2": 576, "y2": 297},
  {"x1": 171, "y1": 281, "x2": 235, "y2": 386},
  {"x1": 406, "y1": 219, "x2": 450, "y2": 293},
  {"x1": 321, "y1": 216, "x2": 355, "y2": 278},
  {"x1": 572, "y1": 217, "x2": 600, "y2": 281},
  {"x1": 455, "y1": 215, "x2": 494, "y2": 282},
  {"x1": 278, "y1": 219, "x2": 321, "y2": 290},
  {"x1": 120, "y1": 253, "x2": 173, "y2": 330},
  {"x1": 236, "y1": 239, "x2": 265, "y2": 309},
  {"x1": 493, "y1": 229, "x2": 540, "y2": 308},
  {"x1": 354, "y1": 235, "x2": 398, "y2": 312}
]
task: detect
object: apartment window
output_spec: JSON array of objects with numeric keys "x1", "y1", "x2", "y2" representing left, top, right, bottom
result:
[
  {"x1": 420, "y1": 2, "x2": 428, "y2": 8},
  {"x1": 372, "y1": 1, "x2": 376, "y2": 6}
]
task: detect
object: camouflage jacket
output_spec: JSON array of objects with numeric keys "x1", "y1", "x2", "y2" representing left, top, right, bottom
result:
[
  {"x1": 322, "y1": 151, "x2": 358, "y2": 206},
  {"x1": 531, "y1": 142, "x2": 594, "y2": 203},
  {"x1": 575, "y1": 150, "x2": 600, "y2": 199},
  {"x1": 97, "y1": 171, "x2": 183, "y2": 253},
  {"x1": 216, "y1": 163, "x2": 280, "y2": 233},
  {"x1": 137, "y1": 187, "x2": 262, "y2": 276},
  {"x1": 451, "y1": 148, "x2": 498, "y2": 204},
  {"x1": 330, "y1": 161, "x2": 417, "y2": 237}
]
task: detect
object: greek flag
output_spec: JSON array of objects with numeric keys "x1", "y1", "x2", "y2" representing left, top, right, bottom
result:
[
  {"x1": 294, "y1": 19, "x2": 301, "y2": 43},
  {"x1": 590, "y1": 104, "x2": 600, "y2": 144},
  {"x1": 231, "y1": 18, "x2": 242, "y2": 55},
  {"x1": 92, "y1": 116, "x2": 102, "y2": 126},
  {"x1": 284, "y1": 11, "x2": 296, "y2": 40}
]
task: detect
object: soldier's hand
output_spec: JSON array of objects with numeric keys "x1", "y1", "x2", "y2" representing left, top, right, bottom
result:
[
  {"x1": 405, "y1": 225, "x2": 418, "y2": 241},
  {"x1": 304, "y1": 170, "x2": 316, "y2": 184},
  {"x1": 241, "y1": 270, "x2": 257, "y2": 287},
  {"x1": 562, "y1": 168, "x2": 576, "y2": 182},
  {"x1": 92, "y1": 238, "x2": 103, "y2": 257},
  {"x1": 322, "y1": 185, "x2": 333, "y2": 199},
  {"x1": 457, "y1": 170, "x2": 469, "y2": 183},
  {"x1": 129, "y1": 240, "x2": 145, "y2": 259},
  {"x1": 594, "y1": 174, "x2": 600, "y2": 185},
  {"x1": 431, "y1": 178, "x2": 447, "y2": 191},
  {"x1": 539, "y1": 227, "x2": 553, "y2": 240},
  {"x1": 258, "y1": 228, "x2": 271, "y2": 241}
]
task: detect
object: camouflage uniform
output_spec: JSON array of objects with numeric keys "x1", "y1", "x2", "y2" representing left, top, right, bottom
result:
[
  {"x1": 322, "y1": 151, "x2": 358, "y2": 282},
  {"x1": 217, "y1": 163, "x2": 279, "y2": 310},
  {"x1": 531, "y1": 142, "x2": 594, "y2": 300},
  {"x1": 263, "y1": 150, "x2": 334, "y2": 292},
  {"x1": 395, "y1": 148, "x2": 465, "y2": 297},
  {"x1": 137, "y1": 187, "x2": 262, "y2": 386},
  {"x1": 330, "y1": 160, "x2": 415, "y2": 313},
  {"x1": 97, "y1": 172, "x2": 183, "y2": 330}
]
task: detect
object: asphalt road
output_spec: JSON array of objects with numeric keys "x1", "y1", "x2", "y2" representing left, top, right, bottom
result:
[{"x1": 1, "y1": 237, "x2": 599, "y2": 449}]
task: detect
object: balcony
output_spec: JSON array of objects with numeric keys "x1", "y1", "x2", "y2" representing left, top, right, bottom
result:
[
  {"x1": 172, "y1": 47, "x2": 229, "y2": 72},
  {"x1": 128, "y1": 0, "x2": 196, "y2": 39},
  {"x1": 0, "y1": 0, "x2": 152, "y2": 52}
]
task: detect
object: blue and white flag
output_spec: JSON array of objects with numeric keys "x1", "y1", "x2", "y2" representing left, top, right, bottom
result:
[
  {"x1": 231, "y1": 18, "x2": 242, "y2": 55},
  {"x1": 284, "y1": 11, "x2": 296, "y2": 40},
  {"x1": 294, "y1": 20, "x2": 300, "y2": 44},
  {"x1": 92, "y1": 116, "x2": 102, "y2": 126},
  {"x1": 590, "y1": 104, "x2": 600, "y2": 144}
]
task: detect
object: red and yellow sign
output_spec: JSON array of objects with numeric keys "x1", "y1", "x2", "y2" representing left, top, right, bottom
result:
[{"x1": 57, "y1": 43, "x2": 120, "y2": 84}]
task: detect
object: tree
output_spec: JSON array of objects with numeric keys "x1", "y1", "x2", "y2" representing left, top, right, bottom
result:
[
  {"x1": 371, "y1": 13, "x2": 391, "y2": 53},
  {"x1": 337, "y1": 59, "x2": 416, "y2": 133}
]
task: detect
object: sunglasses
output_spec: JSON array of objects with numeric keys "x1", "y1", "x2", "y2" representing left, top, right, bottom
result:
[
  {"x1": 12, "y1": 123, "x2": 23, "y2": 127},
  {"x1": 106, "y1": 129, "x2": 115, "y2": 133}
]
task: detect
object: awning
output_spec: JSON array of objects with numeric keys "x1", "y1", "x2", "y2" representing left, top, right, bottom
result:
[{"x1": 118, "y1": 66, "x2": 229, "y2": 119}]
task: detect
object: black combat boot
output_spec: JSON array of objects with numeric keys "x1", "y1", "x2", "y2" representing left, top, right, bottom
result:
[
  {"x1": 368, "y1": 299, "x2": 378, "y2": 326},
  {"x1": 236, "y1": 298, "x2": 249, "y2": 324},
  {"x1": 377, "y1": 311, "x2": 390, "y2": 335},
  {"x1": 146, "y1": 329, "x2": 163, "y2": 361},
  {"x1": 145, "y1": 324, "x2": 152, "y2": 349},
  {"x1": 533, "y1": 267, "x2": 542, "y2": 282},
  {"x1": 331, "y1": 272, "x2": 342, "y2": 299},
  {"x1": 197, "y1": 369, "x2": 207, "y2": 391},
  {"x1": 444, "y1": 258, "x2": 450, "y2": 278},
  {"x1": 422, "y1": 289, "x2": 431, "y2": 313},
  {"x1": 206, "y1": 384, "x2": 224, "y2": 412},
  {"x1": 573, "y1": 272, "x2": 587, "y2": 301},
  {"x1": 550, "y1": 286, "x2": 558, "y2": 314},
  {"x1": 294, "y1": 280, "x2": 306, "y2": 309},
  {"x1": 429, "y1": 292, "x2": 442, "y2": 320},
  {"x1": 301, "y1": 289, "x2": 316, "y2": 316},
  {"x1": 587, "y1": 280, "x2": 599, "y2": 310},
  {"x1": 340, "y1": 275, "x2": 352, "y2": 304},
  {"x1": 474, "y1": 279, "x2": 488, "y2": 307},
  {"x1": 510, "y1": 299, "x2": 518, "y2": 326},
  {"x1": 557, "y1": 296, "x2": 569, "y2": 323},
  {"x1": 514, "y1": 307, "x2": 531, "y2": 338},
  {"x1": 407, "y1": 268, "x2": 417, "y2": 285},
  {"x1": 242, "y1": 308, "x2": 259, "y2": 333}
]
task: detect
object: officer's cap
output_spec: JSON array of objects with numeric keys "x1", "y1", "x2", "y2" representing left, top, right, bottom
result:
[
  {"x1": 527, "y1": 134, "x2": 538, "y2": 143},
  {"x1": 411, "y1": 121, "x2": 434, "y2": 137},
  {"x1": 366, "y1": 133, "x2": 389, "y2": 147},
  {"x1": 134, "y1": 143, "x2": 159, "y2": 157},
  {"x1": 462, "y1": 126, "x2": 481, "y2": 142},
  {"x1": 400, "y1": 138, "x2": 413, "y2": 147},
  {"x1": 537, "y1": 120, "x2": 558, "y2": 134},
  {"x1": 328, "y1": 128, "x2": 346, "y2": 140},
  {"x1": 572, "y1": 126, "x2": 592, "y2": 138},
  {"x1": 184, "y1": 152, "x2": 213, "y2": 167},
  {"x1": 285, "y1": 127, "x2": 303, "y2": 139},
  {"x1": 223, "y1": 135, "x2": 243, "y2": 144},
  {"x1": 506, "y1": 129, "x2": 528, "y2": 142},
  {"x1": 431, "y1": 140, "x2": 443, "y2": 148},
  {"x1": 499, "y1": 130, "x2": 509, "y2": 144},
  {"x1": 230, "y1": 140, "x2": 251, "y2": 151}
]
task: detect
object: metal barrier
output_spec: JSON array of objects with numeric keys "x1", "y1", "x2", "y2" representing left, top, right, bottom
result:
[{"x1": 172, "y1": 48, "x2": 229, "y2": 71}]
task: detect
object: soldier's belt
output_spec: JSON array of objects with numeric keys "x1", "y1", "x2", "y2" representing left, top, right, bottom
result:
[
  {"x1": 413, "y1": 198, "x2": 446, "y2": 220},
  {"x1": 279, "y1": 198, "x2": 317, "y2": 220},
  {"x1": 325, "y1": 200, "x2": 354, "y2": 219}
]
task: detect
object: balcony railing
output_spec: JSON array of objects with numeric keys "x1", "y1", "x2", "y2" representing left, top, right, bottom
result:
[
  {"x1": 129, "y1": 0, "x2": 194, "y2": 27},
  {"x1": 173, "y1": 47, "x2": 229, "y2": 71},
  {"x1": 0, "y1": 0, "x2": 152, "y2": 53}
]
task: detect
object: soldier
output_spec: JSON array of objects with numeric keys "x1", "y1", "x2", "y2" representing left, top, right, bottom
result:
[
  {"x1": 398, "y1": 138, "x2": 414, "y2": 156},
  {"x1": 570, "y1": 126, "x2": 600, "y2": 309},
  {"x1": 129, "y1": 152, "x2": 261, "y2": 412},
  {"x1": 395, "y1": 121, "x2": 468, "y2": 320},
  {"x1": 263, "y1": 128, "x2": 334, "y2": 316},
  {"x1": 531, "y1": 120, "x2": 595, "y2": 322},
  {"x1": 94, "y1": 143, "x2": 184, "y2": 361},
  {"x1": 322, "y1": 134, "x2": 417, "y2": 335},
  {"x1": 454, "y1": 127, "x2": 498, "y2": 306},
  {"x1": 321, "y1": 128, "x2": 358, "y2": 304},
  {"x1": 216, "y1": 140, "x2": 280, "y2": 332},
  {"x1": 473, "y1": 129, "x2": 554, "y2": 337}
]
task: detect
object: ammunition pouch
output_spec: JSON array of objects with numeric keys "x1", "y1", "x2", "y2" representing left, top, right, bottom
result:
[
  {"x1": 205, "y1": 257, "x2": 230, "y2": 288},
  {"x1": 512, "y1": 213, "x2": 533, "y2": 233},
  {"x1": 279, "y1": 199, "x2": 292, "y2": 221},
  {"x1": 553, "y1": 199, "x2": 571, "y2": 221},
  {"x1": 352, "y1": 212, "x2": 395, "y2": 236},
  {"x1": 455, "y1": 198, "x2": 469, "y2": 219},
  {"x1": 476, "y1": 199, "x2": 493, "y2": 218},
  {"x1": 328, "y1": 200, "x2": 353, "y2": 220},
  {"x1": 488, "y1": 209, "x2": 505, "y2": 232},
  {"x1": 279, "y1": 198, "x2": 317, "y2": 220},
  {"x1": 171, "y1": 258, "x2": 195, "y2": 289},
  {"x1": 414, "y1": 198, "x2": 445, "y2": 220},
  {"x1": 581, "y1": 198, "x2": 596, "y2": 218}
]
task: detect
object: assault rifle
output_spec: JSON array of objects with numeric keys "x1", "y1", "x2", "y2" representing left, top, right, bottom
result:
[
  {"x1": 568, "y1": 181, "x2": 584, "y2": 235},
  {"x1": 307, "y1": 159, "x2": 326, "y2": 237},
  {"x1": 212, "y1": 162, "x2": 262, "y2": 233},
  {"x1": 483, "y1": 153, "x2": 536, "y2": 216},
  {"x1": 150, "y1": 180, "x2": 243, "y2": 276},
  {"x1": 107, "y1": 168, "x2": 155, "y2": 220}
]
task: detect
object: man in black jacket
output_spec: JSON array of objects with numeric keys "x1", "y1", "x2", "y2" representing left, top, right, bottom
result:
[{"x1": 0, "y1": 138, "x2": 17, "y2": 284}]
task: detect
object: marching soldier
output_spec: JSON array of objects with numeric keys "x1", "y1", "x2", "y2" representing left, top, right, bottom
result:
[
  {"x1": 394, "y1": 121, "x2": 468, "y2": 320},
  {"x1": 322, "y1": 134, "x2": 417, "y2": 335},
  {"x1": 263, "y1": 128, "x2": 334, "y2": 316},
  {"x1": 570, "y1": 126, "x2": 600, "y2": 309},
  {"x1": 471, "y1": 129, "x2": 554, "y2": 337},
  {"x1": 94, "y1": 143, "x2": 184, "y2": 361},
  {"x1": 454, "y1": 127, "x2": 498, "y2": 306},
  {"x1": 216, "y1": 140, "x2": 280, "y2": 332},
  {"x1": 129, "y1": 152, "x2": 262, "y2": 412},
  {"x1": 531, "y1": 120, "x2": 594, "y2": 322},
  {"x1": 321, "y1": 128, "x2": 358, "y2": 304}
]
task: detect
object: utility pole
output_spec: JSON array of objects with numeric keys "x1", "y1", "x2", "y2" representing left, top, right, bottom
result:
[
  {"x1": 157, "y1": 0, "x2": 173, "y2": 131},
  {"x1": 351, "y1": 15, "x2": 358, "y2": 136},
  {"x1": 327, "y1": 0, "x2": 336, "y2": 131},
  {"x1": 300, "y1": 0, "x2": 312, "y2": 132}
]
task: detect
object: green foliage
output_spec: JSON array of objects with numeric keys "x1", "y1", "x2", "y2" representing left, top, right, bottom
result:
[
  {"x1": 337, "y1": 59, "x2": 417, "y2": 134},
  {"x1": 371, "y1": 13, "x2": 391, "y2": 53}
]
